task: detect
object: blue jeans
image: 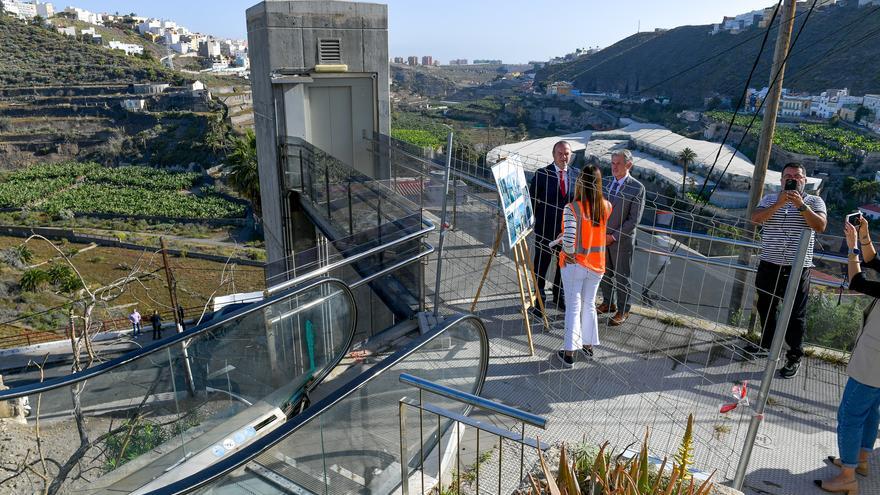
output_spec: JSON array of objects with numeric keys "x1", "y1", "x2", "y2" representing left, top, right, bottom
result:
[{"x1": 837, "y1": 377, "x2": 880, "y2": 467}]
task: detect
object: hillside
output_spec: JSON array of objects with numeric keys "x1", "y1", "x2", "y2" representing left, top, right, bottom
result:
[
  {"x1": 536, "y1": 3, "x2": 880, "y2": 104},
  {"x1": 0, "y1": 15, "x2": 181, "y2": 86}
]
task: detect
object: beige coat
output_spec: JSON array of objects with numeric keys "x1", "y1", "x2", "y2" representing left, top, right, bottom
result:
[{"x1": 848, "y1": 300, "x2": 880, "y2": 388}]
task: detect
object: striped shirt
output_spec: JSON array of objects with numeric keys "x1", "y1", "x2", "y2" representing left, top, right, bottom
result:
[
  {"x1": 562, "y1": 200, "x2": 611, "y2": 254},
  {"x1": 757, "y1": 192, "x2": 826, "y2": 267}
]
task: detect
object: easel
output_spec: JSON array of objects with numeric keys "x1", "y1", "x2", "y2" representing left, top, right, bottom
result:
[{"x1": 471, "y1": 221, "x2": 550, "y2": 356}]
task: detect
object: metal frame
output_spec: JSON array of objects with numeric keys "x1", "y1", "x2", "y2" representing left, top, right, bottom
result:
[
  {"x1": 147, "y1": 313, "x2": 490, "y2": 495},
  {"x1": 0, "y1": 277, "x2": 356, "y2": 401},
  {"x1": 266, "y1": 221, "x2": 435, "y2": 295},
  {"x1": 397, "y1": 373, "x2": 547, "y2": 495}
]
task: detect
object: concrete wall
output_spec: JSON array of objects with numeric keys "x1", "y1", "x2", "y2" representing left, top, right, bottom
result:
[{"x1": 247, "y1": 1, "x2": 390, "y2": 280}]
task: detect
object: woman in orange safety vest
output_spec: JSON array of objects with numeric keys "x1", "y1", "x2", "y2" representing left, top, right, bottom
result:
[{"x1": 552, "y1": 163, "x2": 612, "y2": 368}]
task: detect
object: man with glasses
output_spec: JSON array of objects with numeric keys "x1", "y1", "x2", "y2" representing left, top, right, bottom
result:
[{"x1": 750, "y1": 162, "x2": 826, "y2": 378}]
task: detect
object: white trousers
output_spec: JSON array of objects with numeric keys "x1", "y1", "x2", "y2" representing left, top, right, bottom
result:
[{"x1": 560, "y1": 264, "x2": 602, "y2": 351}]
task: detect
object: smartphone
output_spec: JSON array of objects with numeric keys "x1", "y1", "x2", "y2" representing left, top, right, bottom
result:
[
  {"x1": 784, "y1": 179, "x2": 797, "y2": 191},
  {"x1": 847, "y1": 212, "x2": 863, "y2": 226}
]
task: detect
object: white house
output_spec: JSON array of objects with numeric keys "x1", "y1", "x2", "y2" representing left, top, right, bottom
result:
[
  {"x1": 56, "y1": 25, "x2": 75, "y2": 36},
  {"x1": 164, "y1": 30, "x2": 180, "y2": 45},
  {"x1": 121, "y1": 99, "x2": 146, "y2": 112},
  {"x1": 170, "y1": 41, "x2": 190, "y2": 54},
  {"x1": 108, "y1": 40, "x2": 143, "y2": 56},
  {"x1": 36, "y1": 2, "x2": 54, "y2": 18},
  {"x1": 1, "y1": 0, "x2": 37, "y2": 19},
  {"x1": 63, "y1": 6, "x2": 101, "y2": 25},
  {"x1": 137, "y1": 19, "x2": 160, "y2": 35}
]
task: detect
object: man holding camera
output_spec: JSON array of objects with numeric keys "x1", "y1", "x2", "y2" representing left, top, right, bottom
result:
[{"x1": 750, "y1": 162, "x2": 826, "y2": 378}]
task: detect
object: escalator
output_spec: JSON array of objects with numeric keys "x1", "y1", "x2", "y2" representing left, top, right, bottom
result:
[
  {"x1": 149, "y1": 313, "x2": 489, "y2": 495},
  {"x1": 0, "y1": 278, "x2": 358, "y2": 495}
]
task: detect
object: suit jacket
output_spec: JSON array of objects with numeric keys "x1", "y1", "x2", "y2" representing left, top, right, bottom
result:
[
  {"x1": 605, "y1": 174, "x2": 645, "y2": 253},
  {"x1": 529, "y1": 164, "x2": 575, "y2": 240}
]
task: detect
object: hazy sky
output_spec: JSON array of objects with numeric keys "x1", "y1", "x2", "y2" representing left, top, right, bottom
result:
[{"x1": 68, "y1": 0, "x2": 775, "y2": 63}]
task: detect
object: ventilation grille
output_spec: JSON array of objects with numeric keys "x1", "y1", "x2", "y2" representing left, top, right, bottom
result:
[{"x1": 317, "y1": 38, "x2": 342, "y2": 64}]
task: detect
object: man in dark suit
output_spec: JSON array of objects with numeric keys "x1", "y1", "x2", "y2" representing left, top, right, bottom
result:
[
  {"x1": 529, "y1": 140, "x2": 575, "y2": 315},
  {"x1": 598, "y1": 149, "x2": 645, "y2": 326}
]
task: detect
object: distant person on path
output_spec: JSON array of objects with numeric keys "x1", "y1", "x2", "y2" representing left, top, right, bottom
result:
[
  {"x1": 151, "y1": 310, "x2": 162, "y2": 340},
  {"x1": 816, "y1": 215, "x2": 879, "y2": 494},
  {"x1": 750, "y1": 162, "x2": 826, "y2": 379},
  {"x1": 177, "y1": 304, "x2": 186, "y2": 331},
  {"x1": 529, "y1": 140, "x2": 575, "y2": 316},
  {"x1": 597, "y1": 150, "x2": 645, "y2": 326},
  {"x1": 553, "y1": 164, "x2": 612, "y2": 368},
  {"x1": 129, "y1": 309, "x2": 142, "y2": 338}
]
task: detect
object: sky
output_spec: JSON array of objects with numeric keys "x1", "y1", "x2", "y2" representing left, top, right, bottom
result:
[{"x1": 67, "y1": 0, "x2": 775, "y2": 64}]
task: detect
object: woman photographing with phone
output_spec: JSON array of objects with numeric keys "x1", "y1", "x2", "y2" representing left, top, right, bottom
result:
[{"x1": 817, "y1": 214, "x2": 880, "y2": 494}]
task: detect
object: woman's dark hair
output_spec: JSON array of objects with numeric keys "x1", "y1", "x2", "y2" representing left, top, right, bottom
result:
[{"x1": 573, "y1": 164, "x2": 606, "y2": 226}]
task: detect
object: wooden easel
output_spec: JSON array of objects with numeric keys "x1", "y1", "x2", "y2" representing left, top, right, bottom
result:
[{"x1": 471, "y1": 222, "x2": 550, "y2": 356}]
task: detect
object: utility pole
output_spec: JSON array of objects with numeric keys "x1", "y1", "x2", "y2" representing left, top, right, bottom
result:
[
  {"x1": 160, "y1": 237, "x2": 196, "y2": 396},
  {"x1": 728, "y1": 0, "x2": 798, "y2": 325}
]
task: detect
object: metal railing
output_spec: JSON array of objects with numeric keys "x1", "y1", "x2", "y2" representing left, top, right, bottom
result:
[
  {"x1": 146, "y1": 312, "x2": 490, "y2": 495},
  {"x1": 0, "y1": 277, "x2": 355, "y2": 401},
  {"x1": 398, "y1": 373, "x2": 547, "y2": 495},
  {"x1": 371, "y1": 130, "x2": 856, "y2": 491}
]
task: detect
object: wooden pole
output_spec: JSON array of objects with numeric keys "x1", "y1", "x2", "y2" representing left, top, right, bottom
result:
[
  {"x1": 729, "y1": 0, "x2": 798, "y2": 323},
  {"x1": 470, "y1": 222, "x2": 504, "y2": 312}
]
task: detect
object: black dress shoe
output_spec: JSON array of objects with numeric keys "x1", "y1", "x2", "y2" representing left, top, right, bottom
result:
[{"x1": 529, "y1": 306, "x2": 544, "y2": 319}]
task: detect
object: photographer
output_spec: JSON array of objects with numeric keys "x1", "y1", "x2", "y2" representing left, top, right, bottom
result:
[
  {"x1": 750, "y1": 162, "x2": 826, "y2": 378},
  {"x1": 816, "y1": 215, "x2": 880, "y2": 494}
]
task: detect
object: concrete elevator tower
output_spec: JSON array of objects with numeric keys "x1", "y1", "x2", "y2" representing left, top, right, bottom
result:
[{"x1": 247, "y1": 1, "x2": 390, "y2": 279}]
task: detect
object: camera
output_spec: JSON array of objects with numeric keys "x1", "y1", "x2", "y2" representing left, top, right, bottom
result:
[
  {"x1": 784, "y1": 179, "x2": 797, "y2": 191},
  {"x1": 847, "y1": 212, "x2": 863, "y2": 226}
]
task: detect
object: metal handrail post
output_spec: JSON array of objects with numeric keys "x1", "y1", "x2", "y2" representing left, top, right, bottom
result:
[
  {"x1": 732, "y1": 228, "x2": 811, "y2": 490},
  {"x1": 432, "y1": 132, "x2": 454, "y2": 317}
]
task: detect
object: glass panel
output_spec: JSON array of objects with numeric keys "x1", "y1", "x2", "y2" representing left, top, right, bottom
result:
[
  {"x1": 7, "y1": 279, "x2": 355, "y2": 494},
  {"x1": 191, "y1": 317, "x2": 486, "y2": 495}
]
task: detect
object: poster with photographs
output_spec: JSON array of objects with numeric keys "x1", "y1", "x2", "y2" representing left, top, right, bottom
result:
[{"x1": 491, "y1": 156, "x2": 534, "y2": 247}]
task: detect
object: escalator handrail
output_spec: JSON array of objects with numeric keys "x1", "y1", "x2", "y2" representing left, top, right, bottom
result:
[
  {"x1": 148, "y1": 312, "x2": 490, "y2": 495},
  {"x1": 0, "y1": 277, "x2": 356, "y2": 401},
  {"x1": 265, "y1": 217, "x2": 435, "y2": 295}
]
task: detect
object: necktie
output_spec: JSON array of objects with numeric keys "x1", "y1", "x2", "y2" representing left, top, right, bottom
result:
[
  {"x1": 611, "y1": 180, "x2": 622, "y2": 199},
  {"x1": 559, "y1": 169, "x2": 566, "y2": 196}
]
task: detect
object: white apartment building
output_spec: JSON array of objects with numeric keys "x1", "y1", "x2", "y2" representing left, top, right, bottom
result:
[
  {"x1": 108, "y1": 40, "x2": 143, "y2": 56},
  {"x1": 863, "y1": 95, "x2": 880, "y2": 114},
  {"x1": 170, "y1": 41, "x2": 190, "y2": 54},
  {"x1": 164, "y1": 31, "x2": 180, "y2": 45},
  {"x1": 36, "y1": 2, "x2": 53, "y2": 18},
  {"x1": 1, "y1": 0, "x2": 37, "y2": 19},
  {"x1": 63, "y1": 6, "x2": 101, "y2": 25},
  {"x1": 780, "y1": 95, "x2": 812, "y2": 117},
  {"x1": 137, "y1": 19, "x2": 160, "y2": 35}
]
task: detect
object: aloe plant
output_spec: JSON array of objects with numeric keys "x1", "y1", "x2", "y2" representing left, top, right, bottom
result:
[{"x1": 527, "y1": 421, "x2": 715, "y2": 495}]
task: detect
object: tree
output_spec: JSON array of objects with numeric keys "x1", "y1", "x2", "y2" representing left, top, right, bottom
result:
[
  {"x1": 851, "y1": 179, "x2": 880, "y2": 204},
  {"x1": 855, "y1": 105, "x2": 872, "y2": 124},
  {"x1": 227, "y1": 129, "x2": 260, "y2": 213},
  {"x1": 677, "y1": 147, "x2": 697, "y2": 198}
]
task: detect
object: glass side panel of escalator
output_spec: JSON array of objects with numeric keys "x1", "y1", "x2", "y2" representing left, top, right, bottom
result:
[
  {"x1": 4, "y1": 279, "x2": 355, "y2": 495},
  {"x1": 188, "y1": 316, "x2": 487, "y2": 495}
]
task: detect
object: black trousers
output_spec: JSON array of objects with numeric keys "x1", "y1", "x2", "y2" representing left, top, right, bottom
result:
[
  {"x1": 755, "y1": 260, "x2": 810, "y2": 361},
  {"x1": 152, "y1": 324, "x2": 162, "y2": 340},
  {"x1": 534, "y1": 234, "x2": 563, "y2": 304}
]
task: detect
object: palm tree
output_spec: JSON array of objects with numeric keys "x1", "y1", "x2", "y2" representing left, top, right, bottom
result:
[
  {"x1": 677, "y1": 147, "x2": 697, "y2": 198},
  {"x1": 227, "y1": 129, "x2": 260, "y2": 213}
]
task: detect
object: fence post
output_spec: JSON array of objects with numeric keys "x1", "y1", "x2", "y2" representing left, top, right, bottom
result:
[
  {"x1": 432, "y1": 132, "x2": 454, "y2": 317},
  {"x1": 732, "y1": 228, "x2": 811, "y2": 490}
]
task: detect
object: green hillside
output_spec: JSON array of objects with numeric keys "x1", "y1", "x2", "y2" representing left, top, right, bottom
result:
[
  {"x1": 0, "y1": 15, "x2": 182, "y2": 86},
  {"x1": 536, "y1": 3, "x2": 880, "y2": 104}
]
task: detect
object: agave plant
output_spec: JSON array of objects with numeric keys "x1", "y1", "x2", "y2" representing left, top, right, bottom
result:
[{"x1": 526, "y1": 425, "x2": 715, "y2": 495}]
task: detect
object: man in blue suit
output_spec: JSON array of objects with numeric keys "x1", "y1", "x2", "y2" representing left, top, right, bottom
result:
[{"x1": 529, "y1": 140, "x2": 574, "y2": 316}]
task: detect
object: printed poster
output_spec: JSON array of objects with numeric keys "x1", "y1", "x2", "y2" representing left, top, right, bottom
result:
[{"x1": 491, "y1": 156, "x2": 535, "y2": 246}]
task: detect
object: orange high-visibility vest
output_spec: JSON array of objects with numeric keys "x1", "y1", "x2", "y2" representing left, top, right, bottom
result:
[{"x1": 559, "y1": 200, "x2": 611, "y2": 274}]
